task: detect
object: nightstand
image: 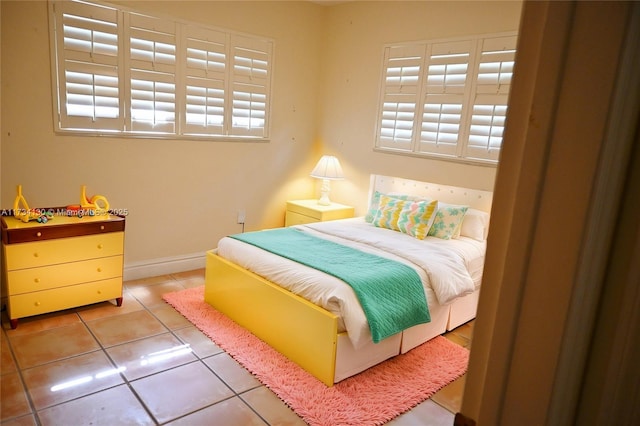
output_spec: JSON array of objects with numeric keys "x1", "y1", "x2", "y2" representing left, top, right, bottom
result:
[
  {"x1": 285, "y1": 200, "x2": 354, "y2": 226},
  {"x1": 1, "y1": 212, "x2": 125, "y2": 328}
]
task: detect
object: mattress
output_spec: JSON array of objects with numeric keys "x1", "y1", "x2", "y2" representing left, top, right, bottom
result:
[{"x1": 216, "y1": 217, "x2": 485, "y2": 349}]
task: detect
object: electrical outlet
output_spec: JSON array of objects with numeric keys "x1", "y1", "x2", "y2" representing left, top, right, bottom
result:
[{"x1": 237, "y1": 209, "x2": 246, "y2": 224}]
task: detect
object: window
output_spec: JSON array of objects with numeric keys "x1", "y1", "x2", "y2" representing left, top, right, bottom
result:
[
  {"x1": 49, "y1": 0, "x2": 274, "y2": 140},
  {"x1": 375, "y1": 32, "x2": 517, "y2": 164}
]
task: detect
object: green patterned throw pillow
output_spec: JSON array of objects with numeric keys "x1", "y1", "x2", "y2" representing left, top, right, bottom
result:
[{"x1": 428, "y1": 203, "x2": 469, "y2": 240}]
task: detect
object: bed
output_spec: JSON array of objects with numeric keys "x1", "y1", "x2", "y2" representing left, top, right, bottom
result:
[{"x1": 204, "y1": 175, "x2": 492, "y2": 386}]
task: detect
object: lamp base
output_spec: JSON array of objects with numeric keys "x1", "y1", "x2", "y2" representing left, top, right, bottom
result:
[
  {"x1": 317, "y1": 193, "x2": 331, "y2": 206},
  {"x1": 317, "y1": 179, "x2": 331, "y2": 205}
]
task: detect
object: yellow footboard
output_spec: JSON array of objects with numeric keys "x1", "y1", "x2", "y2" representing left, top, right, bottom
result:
[{"x1": 204, "y1": 250, "x2": 338, "y2": 386}]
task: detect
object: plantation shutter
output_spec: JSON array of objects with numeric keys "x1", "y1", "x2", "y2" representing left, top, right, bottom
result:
[
  {"x1": 50, "y1": 0, "x2": 273, "y2": 140},
  {"x1": 464, "y1": 35, "x2": 517, "y2": 161},
  {"x1": 418, "y1": 40, "x2": 474, "y2": 157},
  {"x1": 182, "y1": 26, "x2": 227, "y2": 136},
  {"x1": 374, "y1": 32, "x2": 517, "y2": 164},
  {"x1": 376, "y1": 45, "x2": 424, "y2": 151},
  {"x1": 230, "y1": 35, "x2": 272, "y2": 138},
  {"x1": 126, "y1": 13, "x2": 176, "y2": 133},
  {"x1": 53, "y1": 0, "x2": 122, "y2": 131}
]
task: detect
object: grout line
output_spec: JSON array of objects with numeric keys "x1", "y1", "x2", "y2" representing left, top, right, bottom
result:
[
  {"x1": 1, "y1": 321, "x2": 43, "y2": 426},
  {"x1": 77, "y1": 304, "x2": 161, "y2": 425}
]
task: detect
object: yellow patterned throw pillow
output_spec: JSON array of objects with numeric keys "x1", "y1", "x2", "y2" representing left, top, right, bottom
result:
[
  {"x1": 365, "y1": 191, "x2": 416, "y2": 222},
  {"x1": 372, "y1": 195, "x2": 404, "y2": 230},
  {"x1": 373, "y1": 195, "x2": 438, "y2": 240}
]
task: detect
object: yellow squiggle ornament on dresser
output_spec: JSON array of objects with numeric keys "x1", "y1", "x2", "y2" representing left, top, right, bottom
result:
[
  {"x1": 80, "y1": 185, "x2": 110, "y2": 215},
  {"x1": 13, "y1": 185, "x2": 53, "y2": 223}
]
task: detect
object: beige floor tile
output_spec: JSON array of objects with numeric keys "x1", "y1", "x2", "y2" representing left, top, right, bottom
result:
[
  {"x1": 203, "y1": 352, "x2": 261, "y2": 393},
  {"x1": 173, "y1": 326, "x2": 223, "y2": 359},
  {"x1": 175, "y1": 279, "x2": 205, "y2": 290},
  {"x1": 0, "y1": 372, "x2": 32, "y2": 421},
  {"x1": 431, "y1": 374, "x2": 466, "y2": 414},
  {"x1": 165, "y1": 396, "x2": 266, "y2": 426},
  {"x1": 148, "y1": 304, "x2": 192, "y2": 330},
  {"x1": 22, "y1": 350, "x2": 124, "y2": 410},
  {"x1": 130, "y1": 361, "x2": 234, "y2": 424},
  {"x1": 123, "y1": 274, "x2": 176, "y2": 289},
  {"x1": 170, "y1": 269, "x2": 206, "y2": 288},
  {"x1": 388, "y1": 399, "x2": 455, "y2": 426},
  {"x1": 106, "y1": 332, "x2": 197, "y2": 381},
  {"x1": 128, "y1": 281, "x2": 188, "y2": 308},
  {"x1": 2, "y1": 310, "x2": 80, "y2": 335},
  {"x1": 444, "y1": 332, "x2": 468, "y2": 348},
  {"x1": 1, "y1": 331, "x2": 18, "y2": 374},
  {"x1": 451, "y1": 321, "x2": 474, "y2": 347},
  {"x1": 241, "y1": 386, "x2": 307, "y2": 426},
  {"x1": 457, "y1": 321, "x2": 474, "y2": 336},
  {"x1": 85, "y1": 309, "x2": 167, "y2": 347},
  {"x1": 0, "y1": 414, "x2": 37, "y2": 426},
  {"x1": 37, "y1": 384, "x2": 155, "y2": 426},
  {"x1": 170, "y1": 269, "x2": 205, "y2": 280},
  {"x1": 75, "y1": 292, "x2": 144, "y2": 322},
  {"x1": 7, "y1": 322, "x2": 99, "y2": 369}
]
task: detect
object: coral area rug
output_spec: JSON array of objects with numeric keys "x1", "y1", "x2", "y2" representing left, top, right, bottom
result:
[{"x1": 163, "y1": 286, "x2": 469, "y2": 426}]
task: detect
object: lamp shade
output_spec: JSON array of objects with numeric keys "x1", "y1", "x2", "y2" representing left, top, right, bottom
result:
[{"x1": 310, "y1": 155, "x2": 344, "y2": 180}]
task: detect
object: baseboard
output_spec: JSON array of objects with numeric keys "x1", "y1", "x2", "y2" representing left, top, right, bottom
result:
[{"x1": 123, "y1": 252, "x2": 206, "y2": 281}]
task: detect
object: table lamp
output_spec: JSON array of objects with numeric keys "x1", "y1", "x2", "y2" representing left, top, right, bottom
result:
[{"x1": 310, "y1": 155, "x2": 344, "y2": 205}]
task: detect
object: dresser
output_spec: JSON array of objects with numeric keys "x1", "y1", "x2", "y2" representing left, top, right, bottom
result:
[
  {"x1": 285, "y1": 200, "x2": 354, "y2": 226},
  {"x1": 1, "y1": 212, "x2": 125, "y2": 328}
]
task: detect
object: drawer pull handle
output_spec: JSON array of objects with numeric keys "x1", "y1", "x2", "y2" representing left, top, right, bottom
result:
[
  {"x1": 97, "y1": 268, "x2": 102, "y2": 273},
  {"x1": 34, "y1": 278, "x2": 40, "y2": 283},
  {"x1": 36, "y1": 232, "x2": 42, "y2": 237},
  {"x1": 35, "y1": 301, "x2": 41, "y2": 307},
  {"x1": 33, "y1": 252, "x2": 39, "y2": 258},
  {"x1": 97, "y1": 290, "x2": 102, "y2": 294},
  {"x1": 100, "y1": 225, "x2": 105, "y2": 230},
  {"x1": 97, "y1": 244, "x2": 103, "y2": 249}
]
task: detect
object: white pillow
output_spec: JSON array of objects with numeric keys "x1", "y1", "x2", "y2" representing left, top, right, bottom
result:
[{"x1": 459, "y1": 208, "x2": 490, "y2": 241}]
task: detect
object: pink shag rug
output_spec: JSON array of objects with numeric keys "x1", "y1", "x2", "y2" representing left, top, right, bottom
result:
[{"x1": 163, "y1": 286, "x2": 469, "y2": 426}]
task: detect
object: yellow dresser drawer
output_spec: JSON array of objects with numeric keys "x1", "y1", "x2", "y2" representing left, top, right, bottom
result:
[
  {"x1": 4, "y1": 232, "x2": 124, "y2": 270},
  {"x1": 7, "y1": 255, "x2": 123, "y2": 294},
  {"x1": 8, "y1": 277, "x2": 123, "y2": 319}
]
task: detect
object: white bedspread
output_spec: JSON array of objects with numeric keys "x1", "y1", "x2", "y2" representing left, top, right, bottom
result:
[{"x1": 216, "y1": 217, "x2": 485, "y2": 349}]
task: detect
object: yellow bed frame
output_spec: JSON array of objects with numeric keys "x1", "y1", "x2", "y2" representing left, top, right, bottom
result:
[
  {"x1": 204, "y1": 175, "x2": 493, "y2": 386},
  {"x1": 204, "y1": 251, "x2": 341, "y2": 386}
]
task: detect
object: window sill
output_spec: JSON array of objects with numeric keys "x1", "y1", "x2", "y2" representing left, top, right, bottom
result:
[{"x1": 373, "y1": 147, "x2": 499, "y2": 168}]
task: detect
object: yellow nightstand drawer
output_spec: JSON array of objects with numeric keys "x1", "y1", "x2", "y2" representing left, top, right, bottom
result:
[
  {"x1": 4, "y1": 232, "x2": 124, "y2": 270},
  {"x1": 7, "y1": 255, "x2": 123, "y2": 294},
  {"x1": 8, "y1": 277, "x2": 123, "y2": 319},
  {"x1": 284, "y1": 211, "x2": 318, "y2": 226},
  {"x1": 285, "y1": 200, "x2": 354, "y2": 226}
]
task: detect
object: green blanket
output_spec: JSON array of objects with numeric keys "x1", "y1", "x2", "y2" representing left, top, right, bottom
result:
[{"x1": 229, "y1": 228, "x2": 430, "y2": 343}]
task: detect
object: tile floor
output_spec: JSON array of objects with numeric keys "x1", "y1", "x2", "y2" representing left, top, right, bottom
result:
[{"x1": 1, "y1": 269, "x2": 473, "y2": 426}]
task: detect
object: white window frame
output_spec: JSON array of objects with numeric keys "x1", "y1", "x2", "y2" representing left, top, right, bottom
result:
[
  {"x1": 375, "y1": 32, "x2": 517, "y2": 165},
  {"x1": 48, "y1": 0, "x2": 274, "y2": 141}
]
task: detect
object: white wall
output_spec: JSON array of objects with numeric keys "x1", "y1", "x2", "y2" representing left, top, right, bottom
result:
[{"x1": 1, "y1": 1, "x2": 521, "y2": 277}]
